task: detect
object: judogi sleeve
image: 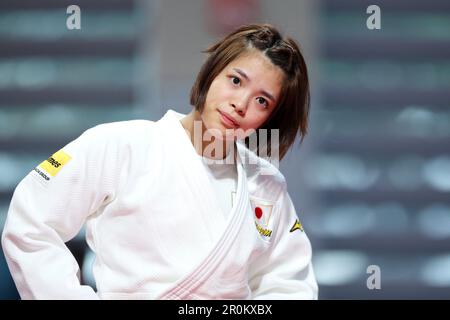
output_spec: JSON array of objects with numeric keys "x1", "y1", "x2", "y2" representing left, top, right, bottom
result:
[
  {"x1": 249, "y1": 188, "x2": 319, "y2": 300},
  {"x1": 1, "y1": 125, "x2": 119, "y2": 299}
]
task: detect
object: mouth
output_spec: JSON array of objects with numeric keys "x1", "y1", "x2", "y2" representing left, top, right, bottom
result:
[{"x1": 218, "y1": 110, "x2": 239, "y2": 128}]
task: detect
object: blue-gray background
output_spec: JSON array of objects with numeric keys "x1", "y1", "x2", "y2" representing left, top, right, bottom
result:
[{"x1": 1, "y1": 0, "x2": 449, "y2": 299}]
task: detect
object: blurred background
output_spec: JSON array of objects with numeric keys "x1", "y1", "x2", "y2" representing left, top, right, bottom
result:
[{"x1": 1, "y1": 0, "x2": 449, "y2": 299}]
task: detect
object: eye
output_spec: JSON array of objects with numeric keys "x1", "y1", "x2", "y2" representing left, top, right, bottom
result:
[
  {"x1": 230, "y1": 76, "x2": 241, "y2": 86},
  {"x1": 256, "y1": 97, "x2": 269, "y2": 108}
]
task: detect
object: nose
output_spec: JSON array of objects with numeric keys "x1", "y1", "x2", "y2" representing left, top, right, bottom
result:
[{"x1": 231, "y1": 97, "x2": 247, "y2": 116}]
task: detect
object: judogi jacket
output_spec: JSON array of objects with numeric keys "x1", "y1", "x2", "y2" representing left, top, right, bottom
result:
[{"x1": 1, "y1": 109, "x2": 318, "y2": 300}]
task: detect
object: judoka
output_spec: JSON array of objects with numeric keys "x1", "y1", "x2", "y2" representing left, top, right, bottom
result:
[{"x1": 2, "y1": 24, "x2": 318, "y2": 300}]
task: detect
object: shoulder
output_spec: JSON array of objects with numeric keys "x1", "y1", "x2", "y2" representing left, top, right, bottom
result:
[
  {"x1": 59, "y1": 119, "x2": 159, "y2": 178},
  {"x1": 84, "y1": 119, "x2": 156, "y2": 139},
  {"x1": 63, "y1": 119, "x2": 158, "y2": 160},
  {"x1": 76, "y1": 119, "x2": 157, "y2": 147}
]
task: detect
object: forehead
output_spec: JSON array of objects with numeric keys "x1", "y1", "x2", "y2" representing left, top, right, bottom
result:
[
  {"x1": 226, "y1": 50, "x2": 283, "y2": 75},
  {"x1": 224, "y1": 50, "x2": 285, "y2": 92}
]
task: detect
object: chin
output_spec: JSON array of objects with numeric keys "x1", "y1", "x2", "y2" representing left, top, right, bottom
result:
[{"x1": 216, "y1": 124, "x2": 237, "y2": 141}]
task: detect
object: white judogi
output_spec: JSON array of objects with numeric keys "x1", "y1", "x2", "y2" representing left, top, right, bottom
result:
[
  {"x1": 198, "y1": 150, "x2": 237, "y2": 219},
  {"x1": 1, "y1": 109, "x2": 318, "y2": 300}
]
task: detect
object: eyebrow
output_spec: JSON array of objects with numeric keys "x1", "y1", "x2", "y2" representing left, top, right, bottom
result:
[{"x1": 232, "y1": 68, "x2": 276, "y2": 103}]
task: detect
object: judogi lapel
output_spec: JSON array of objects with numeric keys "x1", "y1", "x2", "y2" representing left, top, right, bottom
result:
[{"x1": 156, "y1": 111, "x2": 250, "y2": 299}]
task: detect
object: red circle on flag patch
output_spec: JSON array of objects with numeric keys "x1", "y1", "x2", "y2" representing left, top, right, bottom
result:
[{"x1": 255, "y1": 207, "x2": 263, "y2": 219}]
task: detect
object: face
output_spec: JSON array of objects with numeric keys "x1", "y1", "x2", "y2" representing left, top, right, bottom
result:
[{"x1": 200, "y1": 50, "x2": 285, "y2": 141}]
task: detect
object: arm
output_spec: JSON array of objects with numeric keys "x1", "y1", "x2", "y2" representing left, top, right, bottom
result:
[
  {"x1": 249, "y1": 188, "x2": 318, "y2": 299},
  {"x1": 1, "y1": 125, "x2": 118, "y2": 299}
]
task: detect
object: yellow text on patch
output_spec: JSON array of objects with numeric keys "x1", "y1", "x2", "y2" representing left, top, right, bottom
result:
[
  {"x1": 255, "y1": 222, "x2": 272, "y2": 238},
  {"x1": 38, "y1": 150, "x2": 72, "y2": 177}
]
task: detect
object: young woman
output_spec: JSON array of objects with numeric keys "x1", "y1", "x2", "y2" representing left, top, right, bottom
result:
[{"x1": 1, "y1": 24, "x2": 318, "y2": 299}]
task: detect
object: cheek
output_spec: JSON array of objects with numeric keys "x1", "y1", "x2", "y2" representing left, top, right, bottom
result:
[
  {"x1": 205, "y1": 81, "x2": 229, "y2": 104},
  {"x1": 241, "y1": 110, "x2": 270, "y2": 130}
]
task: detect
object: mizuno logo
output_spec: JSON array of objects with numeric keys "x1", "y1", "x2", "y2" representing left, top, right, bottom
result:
[{"x1": 290, "y1": 219, "x2": 304, "y2": 233}]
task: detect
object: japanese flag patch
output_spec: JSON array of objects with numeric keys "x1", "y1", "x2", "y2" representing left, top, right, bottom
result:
[
  {"x1": 249, "y1": 196, "x2": 276, "y2": 240},
  {"x1": 231, "y1": 193, "x2": 276, "y2": 241}
]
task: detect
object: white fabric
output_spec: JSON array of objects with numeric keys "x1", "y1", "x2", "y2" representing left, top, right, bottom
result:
[
  {"x1": 198, "y1": 150, "x2": 237, "y2": 219},
  {"x1": 1, "y1": 109, "x2": 318, "y2": 300}
]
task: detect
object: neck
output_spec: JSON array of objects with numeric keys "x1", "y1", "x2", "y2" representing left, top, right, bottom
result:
[{"x1": 180, "y1": 109, "x2": 233, "y2": 160}]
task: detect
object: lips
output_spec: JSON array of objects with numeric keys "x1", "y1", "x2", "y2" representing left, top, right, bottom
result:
[{"x1": 218, "y1": 110, "x2": 239, "y2": 128}]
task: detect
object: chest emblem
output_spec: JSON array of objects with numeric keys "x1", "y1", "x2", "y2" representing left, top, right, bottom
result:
[{"x1": 250, "y1": 197, "x2": 275, "y2": 240}]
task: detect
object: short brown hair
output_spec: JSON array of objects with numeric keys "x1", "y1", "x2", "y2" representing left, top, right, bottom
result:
[{"x1": 190, "y1": 23, "x2": 310, "y2": 160}]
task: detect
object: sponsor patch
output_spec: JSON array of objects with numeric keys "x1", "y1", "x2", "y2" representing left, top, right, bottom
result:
[
  {"x1": 38, "y1": 150, "x2": 72, "y2": 177},
  {"x1": 32, "y1": 149, "x2": 72, "y2": 182}
]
